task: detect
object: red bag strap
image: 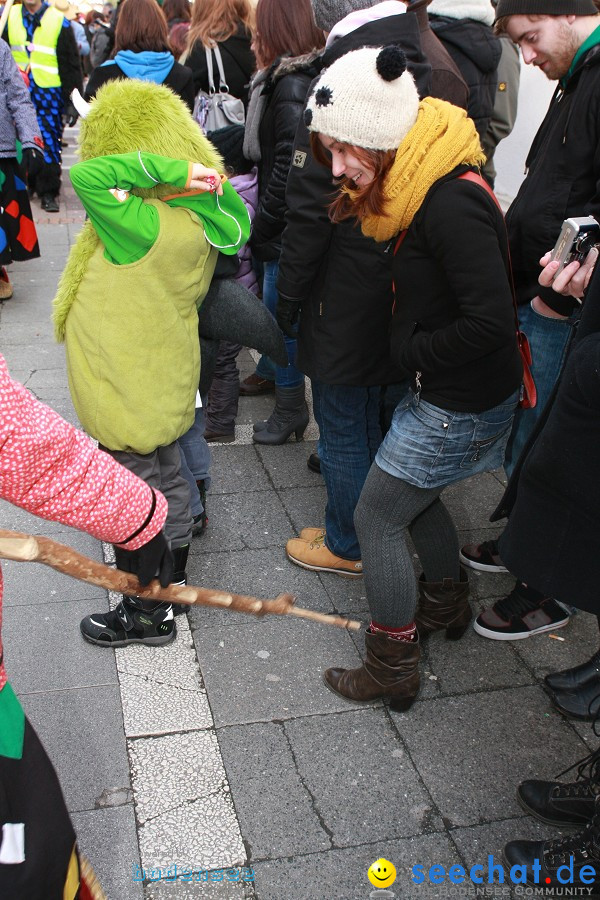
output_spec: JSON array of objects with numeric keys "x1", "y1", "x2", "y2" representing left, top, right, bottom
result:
[{"x1": 457, "y1": 171, "x2": 521, "y2": 335}]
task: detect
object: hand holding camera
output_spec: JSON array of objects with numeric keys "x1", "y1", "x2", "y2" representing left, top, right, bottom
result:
[{"x1": 539, "y1": 216, "x2": 600, "y2": 300}]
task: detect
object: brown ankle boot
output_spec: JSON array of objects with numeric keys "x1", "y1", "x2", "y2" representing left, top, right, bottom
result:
[
  {"x1": 323, "y1": 630, "x2": 420, "y2": 712},
  {"x1": 415, "y1": 569, "x2": 471, "y2": 640}
]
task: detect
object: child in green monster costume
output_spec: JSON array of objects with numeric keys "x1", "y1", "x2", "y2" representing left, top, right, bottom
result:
[{"x1": 52, "y1": 79, "x2": 251, "y2": 647}]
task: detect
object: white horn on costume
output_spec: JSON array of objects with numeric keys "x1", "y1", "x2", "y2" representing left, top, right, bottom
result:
[{"x1": 71, "y1": 88, "x2": 91, "y2": 119}]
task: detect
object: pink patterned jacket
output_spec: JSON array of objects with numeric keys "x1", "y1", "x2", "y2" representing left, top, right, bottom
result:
[{"x1": 0, "y1": 354, "x2": 168, "y2": 691}]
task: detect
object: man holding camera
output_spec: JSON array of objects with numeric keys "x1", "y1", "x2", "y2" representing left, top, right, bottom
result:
[{"x1": 461, "y1": 0, "x2": 600, "y2": 640}]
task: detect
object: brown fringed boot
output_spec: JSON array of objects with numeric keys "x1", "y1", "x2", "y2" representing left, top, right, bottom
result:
[
  {"x1": 415, "y1": 569, "x2": 471, "y2": 640},
  {"x1": 323, "y1": 629, "x2": 420, "y2": 712}
]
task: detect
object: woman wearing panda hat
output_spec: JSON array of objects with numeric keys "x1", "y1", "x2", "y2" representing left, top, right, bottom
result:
[{"x1": 302, "y1": 44, "x2": 523, "y2": 710}]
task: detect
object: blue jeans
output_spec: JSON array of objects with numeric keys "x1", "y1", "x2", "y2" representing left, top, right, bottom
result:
[
  {"x1": 177, "y1": 405, "x2": 211, "y2": 518},
  {"x1": 504, "y1": 301, "x2": 577, "y2": 477},
  {"x1": 312, "y1": 381, "x2": 383, "y2": 560},
  {"x1": 376, "y1": 390, "x2": 519, "y2": 489},
  {"x1": 255, "y1": 259, "x2": 302, "y2": 388}
]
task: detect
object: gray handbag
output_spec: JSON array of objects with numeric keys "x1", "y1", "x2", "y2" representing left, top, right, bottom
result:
[{"x1": 193, "y1": 45, "x2": 245, "y2": 133}]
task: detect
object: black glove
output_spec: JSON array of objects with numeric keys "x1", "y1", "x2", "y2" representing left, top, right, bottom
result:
[
  {"x1": 62, "y1": 100, "x2": 79, "y2": 128},
  {"x1": 276, "y1": 296, "x2": 300, "y2": 339},
  {"x1": 23, "y1": 146, "x2": 44, "y2": 178},
  {"x1": 114, "y1": 531, "x2": 174, "y2": 588}
]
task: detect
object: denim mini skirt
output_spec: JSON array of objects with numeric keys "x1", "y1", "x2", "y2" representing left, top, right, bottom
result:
[{"x1": 376, "y1": 391, "x2": 519, "y2": 489}]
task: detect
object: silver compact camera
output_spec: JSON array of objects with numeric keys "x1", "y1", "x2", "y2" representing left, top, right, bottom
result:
[{"x1": 550, "y1": 215, "x2": 600, "y2": 279}]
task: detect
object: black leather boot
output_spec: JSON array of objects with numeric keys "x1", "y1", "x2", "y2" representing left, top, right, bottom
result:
[
  {"x1": 252, "y1": 383, "x2": 309, "y2": 445},
  {"x1": 516, "y1": 746, "x2": 600, "y2": 829},
  {"x1": 545, "y1": 649, "x2": 600, "y2": 694},
  {"x1": 551, "y1": 678, "x2": 600, "y2": 721},
  {"x1": 323, "y1": 629, "x2": 420, "y2": 713},
  {"x1": 415, "y1": 569, "x2": 471, "y2": 640}
]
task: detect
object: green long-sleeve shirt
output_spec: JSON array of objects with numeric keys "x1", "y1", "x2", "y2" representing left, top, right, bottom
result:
[
  {"x1": 70, "y1": 151, "x2": 250, "y2": 266},
  {"x1": 70, "y1": 151, "x2": 193, "y2": 265}
]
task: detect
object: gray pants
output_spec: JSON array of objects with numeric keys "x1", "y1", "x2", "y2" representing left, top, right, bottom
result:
[{"x1": 105, "y1": 442, "x2": 193, "y2": 548}]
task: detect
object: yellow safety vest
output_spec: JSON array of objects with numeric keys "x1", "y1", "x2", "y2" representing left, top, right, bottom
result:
[{"x1": 8, "y1": 5, "x2": 64, "y2": 88}]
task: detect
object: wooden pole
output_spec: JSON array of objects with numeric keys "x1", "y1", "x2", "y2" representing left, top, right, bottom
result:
[
  {"x1": 0, "y1": 0, "x2": 16, "y2": 43},
  {"x1": 0, "y1": 530, "x2": 361, "y2": 631}
]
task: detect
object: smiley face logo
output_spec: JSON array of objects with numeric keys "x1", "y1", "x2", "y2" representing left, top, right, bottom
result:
[{"x1": 367, "y1": 858, "x2": 397, "y2": 888}]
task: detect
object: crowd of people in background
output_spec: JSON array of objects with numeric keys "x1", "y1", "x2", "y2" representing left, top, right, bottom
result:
[{"x1": 3, "y1": 0, "x2": 600, "y2": 895}]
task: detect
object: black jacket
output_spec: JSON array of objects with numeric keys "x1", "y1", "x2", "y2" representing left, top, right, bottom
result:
[
  {"x1": 277, "y1": 12, "x2": 431, "y2": 386},
  {"x1": 496, "y1": 269, "x2": 600, "y2": 614},
  {"x1": 84, "y1": 59, "x2": 195, "y2": 112},
  {"x1": 392, "y1": 166, "x2": 522, "y2": 412},
  {"x1": 185, "y1": 26, "x2": 255, "y2": 109},
  {"x1": 429, "y1": 15, "x2": 501, "y2": 139},
  {"x1": 507, "y1": 41, "x2": 600, "y2": 317},
  {"x1": 251, "y1": 53, "x2": 320, "y2": 262}
]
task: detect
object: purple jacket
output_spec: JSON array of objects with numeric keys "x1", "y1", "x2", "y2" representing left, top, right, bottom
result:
[{"x1": 231, "y1": 168, "x2": 259, "y2": 295}]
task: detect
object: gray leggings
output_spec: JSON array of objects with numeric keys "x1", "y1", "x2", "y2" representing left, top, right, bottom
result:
[{"x1": 354, "y1": 463, "x2": 461, "y2": 627}]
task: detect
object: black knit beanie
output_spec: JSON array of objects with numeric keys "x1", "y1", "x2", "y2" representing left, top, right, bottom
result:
[{"x1": 495, "y1": 0, "x2": 597, "y2": 17}]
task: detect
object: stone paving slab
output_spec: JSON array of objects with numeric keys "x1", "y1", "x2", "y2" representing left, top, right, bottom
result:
[
  {"x1": 3, "y1": 597, "x2": 118, "y2": 693},
  {"x1": 186, "y1": 545, "x2": 336, "y2": 630},
  {"x1": 199, "y1": 491, "x2": 297, "y2": 551},
  {"x1": 191, "y1": 616, "x2": 367, "y2": 726},
  {"x1": 392, "y1": 687, "x2": 588, "y2": 828},
  {"x1": 20, "y1": 684, "x2": 130, "y2": 814},
  {"x1": 72, "y1": 805, "x2": 144, "y2": 900},
  {"x1": 217, "y1": 721, "x2": 336, "y2": 860},
  {"x1": 251, "y1": 833, "x2": 461, "y2": 900},
  {"x1": 1, "y1": 530, "x2": 106, "y2": 606}
]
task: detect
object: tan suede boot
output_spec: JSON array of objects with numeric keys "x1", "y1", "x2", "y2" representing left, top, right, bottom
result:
[
  {"x1": 415, "y1": 569, "x2": 471, "y2": 640},
  {"x1": 323, "y1": 630, "x2": 420, "y2": 712}
]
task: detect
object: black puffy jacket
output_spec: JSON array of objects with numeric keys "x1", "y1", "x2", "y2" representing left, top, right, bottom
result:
[
  {"x1": 185, "y1": 25, "x2": 255, "y2": 109},
  {"x1": 277, "y1": 12, "x2": 431, "y2": 386},
  {"x1": 250, "y1": 52, "x2": 321, "y2": 262},
  {"x1": 429, "y1": 15, "x2": 501, "y2": 138}
]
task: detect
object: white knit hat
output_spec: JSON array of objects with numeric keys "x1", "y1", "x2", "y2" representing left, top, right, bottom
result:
[{"x1": 304, "y1": 45, "x2": 420, "y2": 152}]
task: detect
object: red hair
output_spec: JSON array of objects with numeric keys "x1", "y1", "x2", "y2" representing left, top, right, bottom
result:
[{"x1": 310, "y1": 133, "x2": 396, "y2": 224}]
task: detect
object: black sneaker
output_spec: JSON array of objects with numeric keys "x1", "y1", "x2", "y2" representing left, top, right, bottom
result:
[
  {"x1": 503, "y1": 811, "x2": 600, "y2": 890},
  {"x1": 473, "y1": 583, "x2": 570, "y2": 640},
  {"x1": 41, "y1": 194, "x2": 59, "y2": 212},
  {"x1": 80, "y1": 596, "x2": 175, "y2": 647},
  {"x1": 459, "y1": 537, "x2": 507, "y2": 573},
  {"x1": 517, "y1": 749, "x2": 600, "y2": 828}
]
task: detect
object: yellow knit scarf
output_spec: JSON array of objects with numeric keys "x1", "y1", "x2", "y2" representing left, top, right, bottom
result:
[{"x1": 358, "y1": 97, "x2": 486, "y2": 242}]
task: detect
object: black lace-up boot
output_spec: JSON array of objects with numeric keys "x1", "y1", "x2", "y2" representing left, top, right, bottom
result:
[
  {"x1": 503, "y1": 794, "x2": 600, "y2": 891},
  {"x1": 517, "y1": 747, "x2": 600, "y2": 828}
]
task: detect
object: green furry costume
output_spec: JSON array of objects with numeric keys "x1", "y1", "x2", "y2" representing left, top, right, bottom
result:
[{"x1": 53, "y1": 80, "x2": 249, "y2": 453}]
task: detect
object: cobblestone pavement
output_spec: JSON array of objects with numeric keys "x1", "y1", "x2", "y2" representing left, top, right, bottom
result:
[{"x1": 0, "y1": 130, "x2": 596, "y2": 900}]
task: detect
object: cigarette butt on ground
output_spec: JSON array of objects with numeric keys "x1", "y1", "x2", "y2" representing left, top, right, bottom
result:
[{"x1": 549, "y1": 634, "x2": 566, "y2": 642}]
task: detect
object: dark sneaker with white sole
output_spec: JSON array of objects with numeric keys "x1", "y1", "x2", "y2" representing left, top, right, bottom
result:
[
  {"x1": 80, "y1": 596, "x2": 175, "y2": 646},
  {"x1": 459, "y1": 538, "x2": 507, "y2": 573},
  {"x1": 474, "y1": 583, "x2": 570, "y2": 640}
]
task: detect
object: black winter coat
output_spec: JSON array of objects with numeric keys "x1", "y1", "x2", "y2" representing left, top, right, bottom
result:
[
  {"x1": 392, "y1": 166, "x2": 522, "y2": 412},
  {"x1": 277, "y1": 12, "x2": 431, "y2": 386},
  {"x1": 507, "y1": 41, "x2": 600, "y2": 318},
  {"x1": 429, "y1": 15, "x2": 501, "y2": 139},
  {"x1": 251, "y1": 53, "x2": 320, "y2": 262},
  {"x1": 495, "y1": 270, "x2": 600, "y2": 613},
  {"x1": 84, "y1": 59, "x2": 195, "y2": 112},
  {"x1": 185, "y1": 26, "x2": 255, "y2": 109}
]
